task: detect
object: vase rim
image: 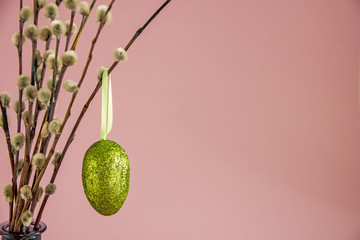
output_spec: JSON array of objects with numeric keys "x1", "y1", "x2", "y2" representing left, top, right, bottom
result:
[{"x1": 0, "y1": 221, "x2": 47, "y2": 237}]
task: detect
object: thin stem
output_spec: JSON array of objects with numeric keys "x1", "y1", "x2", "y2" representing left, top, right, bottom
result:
[
  {"x1": 47, "y1": 37, "x2": 61, "y2": 122},
  {"x1": 71, "y1": 0, "x2": 97, "y2": 51},
  {"x1": 8, "y1": 202, "x2": 12, "y2": 225},
  {"x1": 33, "y1": 0, "x2": 38, "y2": 26},
  {"x1": 0, "y1": 103, "x2": 15, "y2": 176},
  {"x1": 124, "y1": 0, "x2": 172, "y2": 51},
  {"x1": 65, "y1": 10, "x2": 76, "y2": 51},
  {"x1": 34, "y1": 195, "x2": 48, "y2": 230},
  {"x1": 32, "y1": 112, "x2": 47, "y2": 156},
  {"x1": 34, "y1": 0, "x2": 172, "y2": 228},
  {"x1": 49, "y1": 66, "x2": 67, "y2": 122}
]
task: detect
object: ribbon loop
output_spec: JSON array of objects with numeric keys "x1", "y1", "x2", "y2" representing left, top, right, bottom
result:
[{"x1": 100, "y1": 69, "x2": 113, "y2": 140}]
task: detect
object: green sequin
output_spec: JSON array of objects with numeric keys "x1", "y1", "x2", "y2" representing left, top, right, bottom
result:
[{"x1": 82, "y1": 140, "x2": 130, "y2": 216}]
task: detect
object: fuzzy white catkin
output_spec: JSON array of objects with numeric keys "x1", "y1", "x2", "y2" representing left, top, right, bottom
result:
[
  {"x1": 50, "y1": 20, "x2": 66, "y2": 36},
  {"x1": 17, "y1": 158, "x2": 24, "y2": 174},
  {"x1": 96, "y1": 5, "x2": 112, "y2": 24},
  {"x1": 0, "y1": 92, "x2": 11, "y2": 108},
  {"x1": 43, "y1": 49, "x2": 55, "y2": 61},
  {"x1": 41, "y1": 121, "x2": 50, "y2": 138},
  {"x1": 20, "y1": 185, "x2": 32, "y2": 200},
  {"x1": 24, "y1": 86, "x2": 37, "y2": 102},
  {"x1": 97, "y1": 66, "x2": 107, "y2": 81},
  {"x1": 46, "y1": 54, "x2": 63, "y2": 70},
  {"x1": 20, "y1": 210, "x2": 32, "y2": 227},
  {"x1": 20, "y1": 6, "x2": 33, "y2": 22},
  {"x1": 17, "y1": 74, "x2": 30, "y2": 89},
  {"x1": 63, "y1": 80, "x2": 79, "y2": 93},
  {"x1": 12, "y1": 132, "x2": 25, "y2": 150},
  {"x1": 45, "y1": 183, "x2": 56, "y2": 195},
  {"x1": 40, "y1": 102, "x2": 48, "y2": 110},
  {"x1": 37, "y1": 187, "x2": 44, "y2": 201},
  {"x1": 36, "y1": 67, "x2": 43, "y2": 82},
  {"x1": 62, "y1": 50, "x2": 78, "y2": 66},
  {"x1": 49, "y1": 118, "x2": 62, "y2": 134},
  {"x1": 32, "y1": 153, "x2": 46, "y2": 170},
  {"x1": 39, "y1": 26, "x2": 51, "y2": 41},
  {"x1": 24, "y1": 24, "x2": 39, "y2": 40},
  {"x1": 12, "y1": 100, "x2": 25, "y2": 114},
  {"x1": 11, "y1": 32, "x2": 26, "y2": 48},
  {"x1": 22, "y1": 111, "x2": 29, "y2": 126},
  {"x1": 37, "y1": 88, "x2": 51, "y2": 103},
  {"x1": 79, "y1": 1, "x2": 90, "y2": 16},
  {"x1": 47, "y1": 77, "x2": 59, "y2": 90},
  {"x1": 37, "y1": 0, "x2": 46, "y2": 9},
  {"x1": 65, "y1": 20, "x2": 77, "y2": 35},
  {"x1": 64, "y1": 0, "x2": 78, "y2": 11},
  {"x1": 45, "y1": 3, "x2": 58, "y2": 19},
  {"x1": 52, "y1": 151, "x2": 62, "y2": 166},
  {"x1": 35, "y1": 50, "x2": 42, "y2": 66},
  {"x1": 2, "y1": 184, "x2": 13, "y2": 202},
  {"x1": 114, "y1": 48, "x2": 128, "y2": 61}
]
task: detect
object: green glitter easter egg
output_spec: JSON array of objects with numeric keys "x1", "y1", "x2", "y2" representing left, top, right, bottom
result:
[{"x1": 82, "y1": 139, "x2": 130, "y2": 216}]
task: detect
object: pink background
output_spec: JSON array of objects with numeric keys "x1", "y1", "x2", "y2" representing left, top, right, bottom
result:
[{"x1": 1, "y1": 0, "x2": 360, "y2": 239}]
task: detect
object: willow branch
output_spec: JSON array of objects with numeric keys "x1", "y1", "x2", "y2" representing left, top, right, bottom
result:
[
  {"x1": 33, "y1": 0, "x2": 171, "y2": 229},
  {"x1": 34, "y1": 0, "x2": 172, "y2": 228},
  {"x1": 31, "y1": 1, "x2": 116, "y2": 218}
]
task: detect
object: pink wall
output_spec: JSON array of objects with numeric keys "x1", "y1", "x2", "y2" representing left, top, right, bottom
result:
[{"x1": 1, "y1": 0, "x2": 360, "y2": 239}]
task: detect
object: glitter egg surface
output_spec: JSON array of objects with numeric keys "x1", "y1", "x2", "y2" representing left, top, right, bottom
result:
[{"x1": 82, "y1": 139, "x2": 130, "y2": 216}]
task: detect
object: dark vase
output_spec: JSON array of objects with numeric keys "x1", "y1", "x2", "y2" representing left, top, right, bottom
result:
[{"x1": 0, "y1": 221, "x2": 46, "y2": 240}]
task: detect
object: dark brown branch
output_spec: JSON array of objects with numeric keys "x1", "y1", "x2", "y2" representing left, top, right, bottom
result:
[
  {"x1": 34, "y1": 195, "x2": 48, "y2": 230},
  {"x1": 0, "y1": 103, "x2": 15, "y2": 176},
  {"x1": 65, "y1": 10, "x2": 76, "y2": 51},
  {"x1": 55, "y1": 0, "x2": 62, "y2": 7},
  {"x1": 125, "y1": 0, "x2": 171, "y2": 51},
  {"x1": 47, "y1": 37, "x2": 60, "y2": 122}
]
